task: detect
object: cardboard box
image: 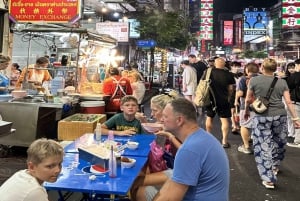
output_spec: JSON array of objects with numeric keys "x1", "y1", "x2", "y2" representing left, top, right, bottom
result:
[
  {"x1": 58, "y1": 113, "x2": 106, "y2": 140},
  {"x1": 78, "y1": 145, "x2": 109, "y2": 167}
]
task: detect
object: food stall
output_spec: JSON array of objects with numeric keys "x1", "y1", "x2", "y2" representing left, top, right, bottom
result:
[{"x1": 0, "y1": 24, "x2": 117, "y2": 147}]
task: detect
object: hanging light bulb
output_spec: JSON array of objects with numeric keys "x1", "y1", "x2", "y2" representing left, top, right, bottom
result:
[
  {"x1": 122, "y1": 16, "x2": 128, "y2": 22},
  {"x1": 101, "y1": 7, "x2": 107, "y2": 13},
  {"x1": 113, "y1": 12, "x2": 120, "y2": 18}
]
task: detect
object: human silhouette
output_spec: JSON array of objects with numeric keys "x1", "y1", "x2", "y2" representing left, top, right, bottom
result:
[{"x1": 253, "y1": 13, "x2": 266, "y2": 29}]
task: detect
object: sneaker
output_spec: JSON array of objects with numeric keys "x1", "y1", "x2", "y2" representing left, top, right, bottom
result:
[
  {"x1": 286, "y1": 142, "x2": 300, "y2": 148},
  {"x1": 262, "y1": 181, "x2": 275, "y2": 189},
  {"x1": 238, "y1": 145, "x2": 253, "y2": 154},
  {"x1": 273, "y1": 167, "x2": 280, "y2": 176}
]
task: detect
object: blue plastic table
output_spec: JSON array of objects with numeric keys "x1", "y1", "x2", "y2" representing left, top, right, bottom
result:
[
  {"x1": 64, "y1": 133, "x2": 155, "y2": 157},
  {"x1": 44, "y1": 153, "x2": 148, "y2": 200}
]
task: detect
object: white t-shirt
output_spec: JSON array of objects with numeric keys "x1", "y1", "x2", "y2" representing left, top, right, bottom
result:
[
  {"x1": 0, "y1": 169, "x2": 49, "y2": 201},
  {"x1": 131, "y1": 81, "x2": 146, "y2": 104}
]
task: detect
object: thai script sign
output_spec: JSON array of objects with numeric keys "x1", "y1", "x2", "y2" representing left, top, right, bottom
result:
[
  {"x1": 96, "y1": 22, "x2": 129, "y2": 42},
  {"x1": 9, "y1": 0, "x2": 81, "y2": 23}
]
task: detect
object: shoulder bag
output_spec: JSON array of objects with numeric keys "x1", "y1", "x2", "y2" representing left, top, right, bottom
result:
[
  {"x1": 193, "y1": 68, "x2": 216, "y2": 108},
  {"x1": 250, "y1": 77, "x2": 278, "y2": 114}
]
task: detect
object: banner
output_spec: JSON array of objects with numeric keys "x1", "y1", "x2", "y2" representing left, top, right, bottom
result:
[
  {"x1": 96, "y1": 22, "x2": 129, "y2": 42},
  {"x1": 223, "y1": 21, "x2": 233, "y2": 46}
]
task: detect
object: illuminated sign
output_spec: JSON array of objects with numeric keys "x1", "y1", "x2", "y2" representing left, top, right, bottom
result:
[
  {"x1": 200, "y1": 0, "x2": 213, "y2": 41},
  {"x1": 282, "y1": 0, "x2": 300, "y2": 28},
  {"x1": 223, "y1": 21, "x2": 233, "y2": 46},
  {"x1": 127, "y1": 19, "x2": 140, "y2": 38},
  {"x1": 243, "y1": 7, "x2": 268, "y2": 43},
  {"x1": 96, "y1": 22, "x2": 129, "y2": 42},
  {"x1": 9, "y1": 0, "x2": 81, "y2": 23}
]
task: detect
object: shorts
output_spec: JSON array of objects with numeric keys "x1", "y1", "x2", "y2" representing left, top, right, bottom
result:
[
  {"x1": 182, "y1": 85, "x2": 195, "y2": 96},
  {"x1": 205, "y1": 103, "x2": 231, "y2": 118},
  {"x1": 145, "y1": 169, "x2": 173, "y2": 201},
  {"x1": 239, "y1": 109, "x2": 255, "y2": 129}
]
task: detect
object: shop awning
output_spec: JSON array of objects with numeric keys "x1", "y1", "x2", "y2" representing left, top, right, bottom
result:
[{"x1": 12, "y1": 23, "x2": 117, "y2": 47}]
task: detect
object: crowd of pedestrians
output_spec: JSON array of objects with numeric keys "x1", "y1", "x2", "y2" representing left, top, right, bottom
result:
[{"x1": 178, "y1": 54, "x2": 300, "y2": 191}]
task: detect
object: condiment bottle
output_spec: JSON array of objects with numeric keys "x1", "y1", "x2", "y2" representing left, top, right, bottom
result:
[
  {"x1": 95, "y1": 123, "x2": 102, "y2": 144},
  {"x1": 108, "y1": 130, "x2": 114, "y2": 141},
  {"x1": 109, "y1": 145, "x2": 117, "y2": 178}
]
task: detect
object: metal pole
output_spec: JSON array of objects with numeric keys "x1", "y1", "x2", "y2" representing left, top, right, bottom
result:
[{"x1": 22, "y1": 32, "x2": 32, "y2": 90}]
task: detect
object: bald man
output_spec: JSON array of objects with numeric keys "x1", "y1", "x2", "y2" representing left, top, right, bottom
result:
[{"x1": 204, "y1": 58, "x2": 236, "y2": 148}]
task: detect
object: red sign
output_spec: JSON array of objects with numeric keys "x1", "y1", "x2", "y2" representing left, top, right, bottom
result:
[
  {"x1": 9, "y1": 0, "x2": 81, "y2": 23},
  {"x1": 223, "y1": 21, "x2": 233, "y2": 46}
]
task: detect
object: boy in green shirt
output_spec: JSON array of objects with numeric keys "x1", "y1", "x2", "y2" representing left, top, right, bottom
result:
[{"x1": 102, "y1": 95, "x2": 144, "y2": 135}]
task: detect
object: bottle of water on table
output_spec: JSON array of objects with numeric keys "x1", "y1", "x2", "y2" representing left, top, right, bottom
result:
[
  {"x1": 109, "y1": 145, "x2": 117, "y2": 178},
  {"x1": 95, "y1": 123, "x2": 102, "y2": 144}
]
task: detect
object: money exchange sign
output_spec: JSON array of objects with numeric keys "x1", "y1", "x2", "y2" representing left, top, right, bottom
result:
[{"x1": 9, "y1": 0, "x2": 81, "y2": 23}]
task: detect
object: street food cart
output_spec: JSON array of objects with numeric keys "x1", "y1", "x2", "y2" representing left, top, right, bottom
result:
[{"x1": 0, "y1": 24, "x2": 117, "y2": 147}]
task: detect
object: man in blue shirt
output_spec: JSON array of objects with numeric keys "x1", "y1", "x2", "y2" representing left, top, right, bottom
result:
[{"x1": 153, "y1": 98, "x2": 229, "y2": 201}]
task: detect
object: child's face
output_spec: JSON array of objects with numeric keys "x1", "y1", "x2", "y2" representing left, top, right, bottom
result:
[
  {"x1": 120, "y1": 100, "x2": 138, "y2": 115},
  {"x1": 28, "y1": 155, "x2": 63, "y2": 185}
]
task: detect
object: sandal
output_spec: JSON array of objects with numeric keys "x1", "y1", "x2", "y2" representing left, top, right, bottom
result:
[
  {"x1": 262, "y1": 181, "x2": 275, "y2": 189},
  {"x1": 231, "y1": 128, "x2": 240, "y2": 135},
  {"x1": 222, "y1": 143, "x2": 231, "y2": 148}
]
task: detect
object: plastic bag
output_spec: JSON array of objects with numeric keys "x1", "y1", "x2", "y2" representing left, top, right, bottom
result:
[{"x1": 148, "y1": 140, "x2": 167, "y2": 173}]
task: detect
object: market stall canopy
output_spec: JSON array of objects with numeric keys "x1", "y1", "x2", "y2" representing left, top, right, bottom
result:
[
  {"x1": 12, "y1": 23, "x2": 118, "y2": 47},
  {"x1": 87, "y1": 30, "x2": 117, "y2": 48}
]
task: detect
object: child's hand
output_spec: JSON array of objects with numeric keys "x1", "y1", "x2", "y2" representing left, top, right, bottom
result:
[
  {"x1": 135, "y1": 112, "x2": 147, "y2": 123},
  {"x1": 120, "y1": 129, "x2": 136, "y2": 136},
  {"x1": 155, "y1": 130, "x2": 172, "y2": 139}
]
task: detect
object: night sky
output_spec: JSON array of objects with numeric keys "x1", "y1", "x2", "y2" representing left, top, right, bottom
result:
[{"x1": 215, "y1": 0, "x2": 280, "y2": 13}]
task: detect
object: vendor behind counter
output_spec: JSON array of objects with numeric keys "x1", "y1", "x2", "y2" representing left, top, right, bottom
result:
[
  {"x1": 15, "y1": 56, "x2": 52, "y2": 89},
  {"x1": 0, "y1": 54, "x2": 11, "y2": 95}
]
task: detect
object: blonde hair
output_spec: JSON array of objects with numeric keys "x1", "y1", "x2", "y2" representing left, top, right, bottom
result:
[
  {"x1": 262, "y1": 58, "x2": 277, "y2": 73},
  {"x1": 0, "y1": 54, "x2": 11, "y2": 70},
  {"x1": 151, "y1": 90, "x2": 179, "y2": 110},
  {"x1": 120, "y1": 95, "x2": 138, "y2": 105},
  {"x1": 27, "y1": 138, "x2": 64, "y2": 165}
]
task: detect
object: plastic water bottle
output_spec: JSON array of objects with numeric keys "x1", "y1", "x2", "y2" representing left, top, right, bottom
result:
[
  {"x1": 109, "y1": 145, "x2": 117, "y2": 178},
  {"x1": 51, "y1": 71, "x2": 65, "y2": 96},
  {"x1": 94, "y1": 123, "x2": 102, "y2": 143},
  {"x1": 108, "y1": 130, "x2": 114, "y2": 141}
]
